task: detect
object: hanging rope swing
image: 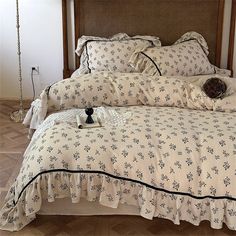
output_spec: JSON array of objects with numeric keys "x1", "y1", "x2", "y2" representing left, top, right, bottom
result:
[{"x1": 10, "y1": 0, "x2": 27, "y2": 122}]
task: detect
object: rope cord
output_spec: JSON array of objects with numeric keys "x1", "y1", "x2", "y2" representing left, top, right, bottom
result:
[
  {"x1": 16, "y1": 0, "x2": 24, "y2": 110},
  {"x1": 31, "y1": 69, "x2": 36, "y2": 101}
]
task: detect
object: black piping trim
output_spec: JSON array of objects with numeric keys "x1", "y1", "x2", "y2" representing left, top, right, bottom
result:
[
  {"x1": 46, "y1": 82, "x2": 57, "y2": 95},
  {"x1": 84, "y1": 37, "x2": 156, "y2": 45},
  {"x1": 14, "y1": 169, "x2": 236, "y2": 206},
  {"x1": 177, "y1": 38, "x2": 200, "y2": 44},
  {"x1": 141, "y1": 52, "x2": 162, "y2": 76}
]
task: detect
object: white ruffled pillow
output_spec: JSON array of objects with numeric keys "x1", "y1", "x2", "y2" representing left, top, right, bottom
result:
[
  {"x1": 129, "y1": 32, "x2": 215, "y2": 77},
  {"x1": 72, "y1": 33, "x2": 161, "y2": 76}
]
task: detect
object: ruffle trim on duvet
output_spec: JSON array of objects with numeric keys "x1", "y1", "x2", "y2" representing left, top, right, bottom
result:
[
  {"x1": 23, "y1": 89, "x2": 48, "y2": 133},
  {"x1": 0, "y1": 172, "x2": 236, "y2": 231}
]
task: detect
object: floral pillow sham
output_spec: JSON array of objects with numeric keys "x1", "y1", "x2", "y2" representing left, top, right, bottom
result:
[
  {"x1": 86, "y1": 39, "x2": 154, "y2": 73},
  {"x1": 129, "y1": 32, "x2": 215, "y2": 77},
  {"x1": 72, "y1": 33, "x2": 161, "y2": 76}
]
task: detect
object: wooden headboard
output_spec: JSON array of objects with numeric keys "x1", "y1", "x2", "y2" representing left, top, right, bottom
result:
[
  {"x1": 62, "y1": 0, "x2": 226, "y2": 79},
  {"x1": 228, "y1": 0, "x2": 235, "y2": 75}
]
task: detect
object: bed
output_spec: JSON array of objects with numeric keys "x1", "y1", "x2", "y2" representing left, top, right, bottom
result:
[{"x1": 1, "y1": 0, "x2": 236, "y2": 232}]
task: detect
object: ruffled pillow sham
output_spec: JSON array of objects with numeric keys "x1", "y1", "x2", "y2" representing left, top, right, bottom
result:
[
  {"x1": 129, "y1": 32, "x2": 215, "y2": 77},
  {"x1": 72, "y1": 33, "x2": 161, "y2": 77}
]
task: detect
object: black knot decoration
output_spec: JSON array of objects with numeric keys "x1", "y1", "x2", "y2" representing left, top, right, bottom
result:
[
  {"x1": 85, "y1": 108, "x2": 94, "y2": 124},
  {"x1": 203, "y1": 78, "x2": 227, "y2": 99}
]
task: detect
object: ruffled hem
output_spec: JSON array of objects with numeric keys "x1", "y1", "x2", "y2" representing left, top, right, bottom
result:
[
  {"x1": 129, "y1": 51, "x2": 160, "y2": 76},
  {"x1": 0, "y1": 172, "x2": 236, "y2": 231}
]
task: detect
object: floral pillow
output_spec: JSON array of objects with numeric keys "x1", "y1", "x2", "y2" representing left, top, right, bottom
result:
[
  {"x1": 129, "y1": 32, "x2": 215, "y2": 76},
  {"x1": 86, "y1": 39, "x2": 155, "y2": 73},
  {"x1": 72, "y1": 33, "x2": 161, "y2": 76}
]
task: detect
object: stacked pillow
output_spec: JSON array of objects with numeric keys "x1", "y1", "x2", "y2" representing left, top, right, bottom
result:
[{"x1": 72, "y1": 31, "x2": 229, "y2": 77}]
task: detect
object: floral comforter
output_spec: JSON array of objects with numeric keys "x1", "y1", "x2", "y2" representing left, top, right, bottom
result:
[{"x1": 0, "y1": 72, "x2": 236, "y2": 231}]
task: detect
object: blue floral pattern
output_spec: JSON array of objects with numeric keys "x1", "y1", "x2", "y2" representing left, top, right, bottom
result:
[
  {"x1": 1, "y1": 72, "x2": 236, "y2": 231},
  {"x1": 129, "y1": 32, "x2": 215, "y2": 76}
]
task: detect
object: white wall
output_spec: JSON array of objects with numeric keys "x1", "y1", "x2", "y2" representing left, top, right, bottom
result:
[
  {"x1": 0, "y1": 0, "x2": 63, "y2": 99},
  {"x1": 0, "y1": 13, "x2": 3, "y2": 98},
  {"x1": 0, "y1": 0, "x2": 235, "y2": 99},
  {"x1": 221, "y1": 0, "x2": 232, "y2": 69}
]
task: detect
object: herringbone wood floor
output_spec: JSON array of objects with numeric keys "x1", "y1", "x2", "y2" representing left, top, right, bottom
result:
[{"x1": 0, "y1": 100, "x2": 235, "y2": 236}]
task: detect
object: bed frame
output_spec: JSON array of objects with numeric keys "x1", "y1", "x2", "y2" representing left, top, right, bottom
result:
[
  {"x1": 21, "y1": 1, "x2": 235, "y2": 230},
  {"x1": 228, "y1": 0, "x2": 235, "y2": 75},
  {"x1": 62, "y1": 0, "x2": 235, "y2": 79}
]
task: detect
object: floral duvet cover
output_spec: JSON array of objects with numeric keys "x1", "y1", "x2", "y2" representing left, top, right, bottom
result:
[{"x1": 0, "y1": 72, "x2": 236, "y2": 231}]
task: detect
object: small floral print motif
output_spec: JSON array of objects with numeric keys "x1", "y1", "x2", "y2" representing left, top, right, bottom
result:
[
  {"x1": 1, "y1": 71, "x2": 236, "y2": 231},
  {"x1": 87, "y1": 39, "x2": 153, "y2": 73},
  {"x1": 133, "y1": 40, "x2": 214, "y2": 77},
  {"x1": 46, "y1": 72, "x2": 236, "y2": 115}
]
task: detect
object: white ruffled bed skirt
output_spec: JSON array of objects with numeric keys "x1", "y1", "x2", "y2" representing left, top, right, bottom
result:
[{"x1": 0, "y1": 172, "x2": 236, "y2": 231}]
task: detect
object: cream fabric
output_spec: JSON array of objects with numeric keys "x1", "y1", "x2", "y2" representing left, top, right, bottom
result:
[
  {"x1": 2, "y1": 105, "x2": 236, "y2": 231},
  {"x1": 86, "y1": 39, "x2": 153, "y2": 73},
  {"x1": 23, "y1": 91, "x2": 48, "y2": 130},
  {"x1": 23, "y1": 72, "x2": 236, "y2": 132},
  {"x1": 130, "y1": 41, "x2": 215, "y2": 76},
  {"x1": 129, "y1": 32, "x2": 215, "y2": 76},
  {"x1": 47, "y1": 72, "x2": 236, "y2": 114},
  {"x1": 174, "y1": 31, "x2": 209, "y2": 55},
  {"x1": 73, "y1": 33, "x2": 161, "y2": 76}
]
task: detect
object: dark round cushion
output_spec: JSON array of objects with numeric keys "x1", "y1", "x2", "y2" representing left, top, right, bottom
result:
[{"x1": 203, "y1": 78, "x2": 227, "y2": 99}]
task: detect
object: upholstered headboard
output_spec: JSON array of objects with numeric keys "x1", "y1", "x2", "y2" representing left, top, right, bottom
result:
[{"x1": 62, "y1": 0, "x2": 226, "y2": 78}]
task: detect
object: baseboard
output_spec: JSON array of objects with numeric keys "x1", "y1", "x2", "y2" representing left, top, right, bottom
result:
[{"x1": 0, "y1": 98, "x2": 32, "y2": 102}]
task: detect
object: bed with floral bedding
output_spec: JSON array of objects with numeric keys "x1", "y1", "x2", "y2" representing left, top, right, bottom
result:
[{"x1": 0, "y1": 71, "x2": 236, "y2": 231}]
